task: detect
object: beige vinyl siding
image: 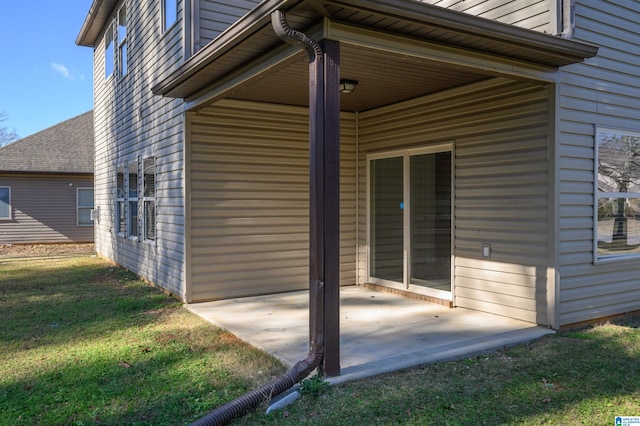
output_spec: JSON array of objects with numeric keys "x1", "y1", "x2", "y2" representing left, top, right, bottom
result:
[
  {"x1": 188, "y1": 99, "x2": 356, "y2": 301},
  {"x1": 0, "y1": 175, "x2": 94, "y2": 244},
  {"x1": 424, "y1": 0, "x2": 555, "y2": 33},
  {"x1": 93, "y1": 0, "x2": 186, "y2": 299},
  {"x1": 197, "y1": 0, "x2": 260, "y2": 49},
  {"x1": 556, "y1": 1, "x2": 640, "y2": 326},
  {"x1": 358, "y1": 78, "x2": 551, "y2": 324}
]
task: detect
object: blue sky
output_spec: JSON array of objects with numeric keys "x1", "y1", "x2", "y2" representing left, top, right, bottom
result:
[{"x1": 0, "y1": 1, "x2": 95, "y2": 138}]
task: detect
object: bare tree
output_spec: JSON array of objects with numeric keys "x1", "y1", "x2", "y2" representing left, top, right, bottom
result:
[
  {"x1": 598, "y1": 132, "x2": 640, "y2": 243},
  {"x1": 0, "y1": 112, "x2": 20, "y2": 147}
]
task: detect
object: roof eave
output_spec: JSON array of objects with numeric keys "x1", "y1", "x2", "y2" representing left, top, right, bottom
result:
[
  {"x1": 338, "y1": 0, "x2": 598, "y2": 63},
  {"x1": 76, "y1": 0, "x2": 118, "y2": 47},
  {"x1": 152, "y1": 0, "x2": 301, "y2": 96},
  {"x1": 152, "y1": 0, "x2": 599, "y2": 98}
]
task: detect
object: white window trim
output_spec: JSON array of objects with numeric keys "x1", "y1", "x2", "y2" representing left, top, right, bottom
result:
[
  {"x1": 593, "y1": 126, "x2": 640, "y2": 264},
  {"x1": 77, "y1": 187, "x2": 95, "y2": 227},
  {"x1": 366, "y1": 142, "x2": 455, "y2": 301},
  {"x1": 105, "y1": 5, "x2": 128, "y2": 81},
  {"x1": 105, "y1": 23, "x2": 115, "y2": 80},
  {"x1": 0, "y1": 186, "x2": 11, "y2": 220}
]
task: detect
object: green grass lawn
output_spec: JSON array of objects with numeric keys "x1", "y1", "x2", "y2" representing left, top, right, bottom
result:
[
  {"x1": 2, "y1": 246, "x2": 640, "y2": 425},
  {"x1": 0, "y1": 247, "x2": 285, "y2": 425},
  {"x1": 247, "y1": 320, "x2": 640, "y2": 425}
]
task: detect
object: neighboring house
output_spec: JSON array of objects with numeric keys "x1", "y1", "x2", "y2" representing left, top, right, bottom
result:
[
  {"x1": 76, "y1": 0, "x2": 640, "y2": 337},
  {"x1": 0, "y1": 111, "x2": 94, "y2": 244}
]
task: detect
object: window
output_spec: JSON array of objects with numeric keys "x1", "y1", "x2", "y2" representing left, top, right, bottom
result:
[
  {"x1": 163, "y1": 0, "x2": 177, "y2": 31},
  {"x1": 104, "y1": 5, "x2": 127, "y2": 80},
  {"x1": 128, "y1": 161, "x2": 139, "y2": 238},
  {"x1": 105, "y1": 23, "x2": 114, "y2": 79},
  {"x1": 0, "y1": 187, "x2": 11, "y2": 220},
  {"x1": 595, "y1": 127, "x2": 640, "y2": 261},
  {"x1": 143, "y1": 157, "x2": 156, "y2": 241},
  {"x1": 77, "y1": 188, "x2": 95, "y2": 226},
  {"x1": 116, "y1": 162, "x2": 141, "y2": 238},
  {"x1": 116, "y1": 165, "x2": 126, "y2": 234},
  {"x1": 118, "y1": 6, "x2": 127, "y2": 77}
]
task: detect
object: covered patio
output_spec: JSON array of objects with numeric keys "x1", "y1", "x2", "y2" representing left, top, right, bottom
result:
[
  {"x1": 155, "y1": 0, "x2": 597, "y2": 379},
  {"x1": 188, "y1": 285, "x2": 554, "y2": 385}
]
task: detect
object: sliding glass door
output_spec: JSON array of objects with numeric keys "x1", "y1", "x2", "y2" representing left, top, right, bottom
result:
[
  {"x1": 368, "y1": 146, "x2": 452, "y2": 299},
  {"x1": 370, "y1": 156, "x2": 404, "y2": 282}
]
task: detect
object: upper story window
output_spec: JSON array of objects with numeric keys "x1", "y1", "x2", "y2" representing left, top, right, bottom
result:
[
  {"x1": 595, "y1": 127, "x2": 640, "y2": 261},
  {"x1": 163, "y1": 0, "x2": 177, "y2": 32},
  {"x1": 105, "y1": 23, "x2": 114, "y2": 79},
  {"x1": 0, "y1": 187, "x2": 11, "y2": 220},
  {"x1": 105, "y1": 4, "x2": 127, "y2": 80},
  {"x1": 118, "y1": 6, "x2": 128, "y2": 77}
]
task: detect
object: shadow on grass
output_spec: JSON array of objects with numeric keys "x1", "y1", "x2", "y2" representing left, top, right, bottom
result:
[
  {"x1": 0, "y1": 255, "x2": 285, "y2": 425},
  {"x1": 242, "y1": 318, "x2": 640, "y2": 425},
  {"x1": 1, "y1": 322, "x2": 272, "y2": 425}
]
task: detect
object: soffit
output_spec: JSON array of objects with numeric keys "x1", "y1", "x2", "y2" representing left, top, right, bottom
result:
[
  {"x1": 77, "y1": 0, "x2": 119, "y2": 47},
  {"x1": 153, "y1": 0, "x2": 598, "y2": 103},
  {"x1": 225, "y1": 43, "x2": 491, "y2": 112}
]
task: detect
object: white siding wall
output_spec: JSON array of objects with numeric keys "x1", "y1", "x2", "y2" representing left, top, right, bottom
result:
[
  {"x1": 556, "y1": 1, "x2": 640, "y2": 326},
  {"x1": 358, "y1": 79, "x2": 551, "y2": 324},
  {"x1": 197, "y1": 0, "x2": 260, "y2": 50},
  {"x1": 423, "y1": 0, "x2": 555, "y2": 33},
  {"x1": 93, "y1": 0, "x2": 186, "y2": 298},
  {"x1": 188, "y1": 100, "x2": 356, "y2": 301}
]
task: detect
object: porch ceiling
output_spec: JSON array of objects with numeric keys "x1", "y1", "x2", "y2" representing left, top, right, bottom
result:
[
  {"x1": 224, "y1": 42, "x2": 490, "y2": 112},
  {"x1": 152, "y1": 0, "x2": 598, "y2": 110}
]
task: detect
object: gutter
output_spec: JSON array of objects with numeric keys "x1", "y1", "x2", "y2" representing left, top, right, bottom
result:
[
  {"x1": 190, "y1": 10, "x2": 326, "y2": 426},
  {"x1": 152, "y1": 0, "x2": 302, "y2": 96}
]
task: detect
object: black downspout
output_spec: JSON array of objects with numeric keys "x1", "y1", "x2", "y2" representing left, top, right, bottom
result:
[
  {"x1": 190, "y1": 10, "x2": 329, "y2": 426},
  {"x1": 272, "y1": 7, "x2": 327, "y2": 376}
]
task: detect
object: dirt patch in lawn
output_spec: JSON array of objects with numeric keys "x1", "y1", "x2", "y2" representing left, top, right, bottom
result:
[{"x1": 0, "y1": 243, "x2": 95, "y2": 259}]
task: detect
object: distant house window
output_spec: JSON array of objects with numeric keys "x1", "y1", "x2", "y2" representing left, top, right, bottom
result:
[
  {"x1": 595, "y1": 127, "x2": 640, "y2": 261},
  {"x1": 128, "y1": 161, "x2": 139, "y2": 238},
  {"x1": 105, "y1": 23, "x2": 114, "y2": 79},
  {"x1": 116, "y1": 165, "x2": 126, "y2": 234},
  {"x1": 0, "y1": 187, "x2": 11, "y2": 220},
  {"x1": 118, "y1": 6, "x2": 128, "y2": 77},
  {"x1": 77, "y1": 188, "x2": 95, "y2": 226},
  {"x1": 143, "y1": 157, "x2": 156, "y2": 241},
  {"x1": 163, "y1": 0, "x2": 177, "y2": 31}
]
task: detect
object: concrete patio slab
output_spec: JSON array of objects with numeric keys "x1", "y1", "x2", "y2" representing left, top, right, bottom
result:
[{"x1": 188, "y1": 286, "x2": 554, "y2": 385}]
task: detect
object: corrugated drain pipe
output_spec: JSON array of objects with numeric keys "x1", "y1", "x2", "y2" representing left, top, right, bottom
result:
[{"x1": 190, "y1": 10, "x2": 325, "y2": 426}]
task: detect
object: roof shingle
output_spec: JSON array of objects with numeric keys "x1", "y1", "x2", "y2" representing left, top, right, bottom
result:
[{"x1": 0, "y1": 111, "x2": 94, "y2": 174}]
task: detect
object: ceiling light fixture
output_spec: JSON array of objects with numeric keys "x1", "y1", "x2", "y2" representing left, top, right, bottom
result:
[{"x1": 339, "y1": 79, "x2": 358, "y2": 94}]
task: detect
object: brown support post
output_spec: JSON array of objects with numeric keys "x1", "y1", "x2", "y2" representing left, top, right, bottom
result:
[
  {"x1": 321, "y1": 40, "x2": 340, "y2": 377},
  {"x1": 308, "y1": 39, "x2": 341, "y2": 377},
  {"x1": 308, "y1": 44, "x2": 325, "y2": 376}
]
